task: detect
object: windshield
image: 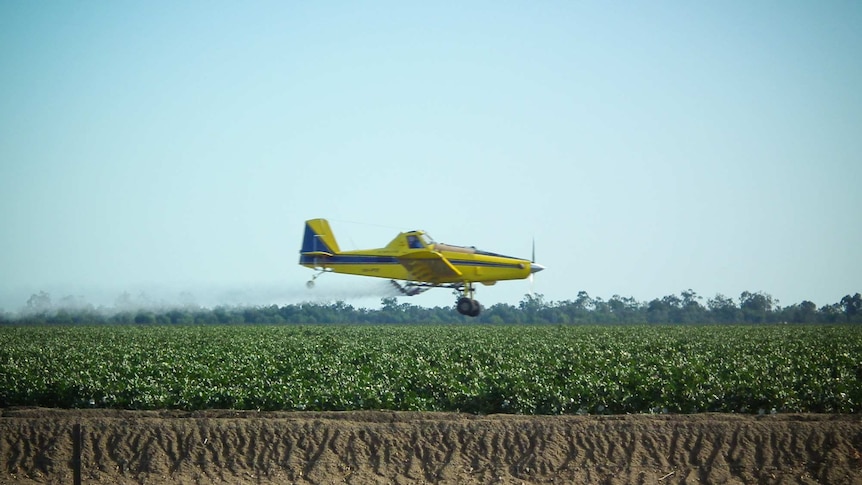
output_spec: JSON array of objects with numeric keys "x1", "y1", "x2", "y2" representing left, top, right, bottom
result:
[{"x1": 407, "y1": 232, "x2": 436, "y2": 249}]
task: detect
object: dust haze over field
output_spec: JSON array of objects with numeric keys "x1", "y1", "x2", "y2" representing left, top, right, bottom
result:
[{"x1": 1, "y1": 279, "x2": 402, "y2": 316}]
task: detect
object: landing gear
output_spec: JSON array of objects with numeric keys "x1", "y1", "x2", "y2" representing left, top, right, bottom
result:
[
  {"x1": 456, "y1": 297, "x2": 481, "y2": 317},
  {"x1": 306, "y1": 269, "x2": 328, "y2": 289},
  {"x1": 455, "y1": 283, "x2": 481, "y2": 317}
]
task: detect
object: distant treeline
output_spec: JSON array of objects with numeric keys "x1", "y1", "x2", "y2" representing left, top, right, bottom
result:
[{"x1": 2, "y1": 290, "x2": 861, "y2": 325}]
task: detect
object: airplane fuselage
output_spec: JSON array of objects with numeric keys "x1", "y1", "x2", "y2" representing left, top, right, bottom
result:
[
  {"x1": 299, "y1": 219, "x2": 544, "y2": 316},
  {"x1": 301, "y1": 245, "x2": 533, "y2": 284}
]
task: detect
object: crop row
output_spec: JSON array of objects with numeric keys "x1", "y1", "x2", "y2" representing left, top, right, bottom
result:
[{"x1": 1, "y1": 325, "x2": 860, "y2": 414}]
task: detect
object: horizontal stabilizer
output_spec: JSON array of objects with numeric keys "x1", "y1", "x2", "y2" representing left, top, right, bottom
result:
[{"x1": 301, "y1": 251, "x2": 334, "y2": 257}]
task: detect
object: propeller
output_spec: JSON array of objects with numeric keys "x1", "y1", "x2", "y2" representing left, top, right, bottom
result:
[
  {"x1": 529, "y1": 238, "x2": 535, "y2": 293},
  {"x1": 529, "y1": 238, "x2": 545, "y2": 295}
]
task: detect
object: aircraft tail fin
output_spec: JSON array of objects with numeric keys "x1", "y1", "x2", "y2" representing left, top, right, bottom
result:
[{"x1": 300, "y1": 219, "x2": 341, "y2": 258}]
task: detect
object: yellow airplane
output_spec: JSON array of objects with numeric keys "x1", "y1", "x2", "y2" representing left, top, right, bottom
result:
[{"x1": 299, "y1": 218, "x2": 545, "y2": 316}]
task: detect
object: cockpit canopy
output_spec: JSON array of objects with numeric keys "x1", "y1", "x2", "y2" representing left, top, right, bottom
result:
[
  {"x1": 406, "y1": 231, "x2": 524, "y2": 260},
  {"x1": 406, "y1": 231, "x2": 435, "y2": 249}
]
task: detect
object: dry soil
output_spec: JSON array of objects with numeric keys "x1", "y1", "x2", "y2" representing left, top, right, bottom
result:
[{"x1": 2, "y1": 408, "x2": 861, "y2": 484}]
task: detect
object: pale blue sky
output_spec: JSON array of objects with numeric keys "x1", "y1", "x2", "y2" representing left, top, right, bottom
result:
[{"x1": 1, "y1": 1, "x2": 860, "y2": 312}]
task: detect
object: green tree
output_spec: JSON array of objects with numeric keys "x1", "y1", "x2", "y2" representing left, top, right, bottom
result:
[
  {"x1": 380, "y1": 297, "x2": 400, "y2": 312},
  {"x1": 608, "y1": 295, "x2": 640, "y2": 323},
  {"x1": 819, "y1": 303, "x2": 843, "y2": 323},
  {"x1": 134, "y1": 312, "x2": 156, "y2": 324},
  {"x1": 680, "y1": 289, "x2": 707, "y2": 323},
  {"x1": 840, "y1": 293, "x2": 862, "y2": 323},
  {"x1": 574, "y1": 291, "x2": 593, "y2": 311},
  {"x1": 707, "y1": 294, "x2": 739, "y2": 324},
  {"x1": 519, "y1": 293, "x2": 546, "y2": 313},
  {"x1": 658, "y1": 294, "x2": 683, "y2": 323},
  {"x1": 739, "y1": 291, "x2": 776, "y2": 323},
  {"x1": 780, "y1": 300, "x2": 819, "y2": 324},
  {"x1": 646, "y1": 298, "x2": 670, "y2": 323},
  {"x1": 799, "y1": 300, "x2": 818, "y2": 323}
]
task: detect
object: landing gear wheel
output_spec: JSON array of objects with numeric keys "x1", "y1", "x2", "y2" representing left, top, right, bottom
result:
[
  {"x1": 307, "y1": 269, "x2": 327, "y2": 289},
  {"x1": 457, "y1": 297, "x2": 482, "y2": 317},
  {"x1": 457, "y1": 297, "x2": 473, "y2": 315},
  {"x1": 468, "y1": 299, "x2": 481, "y2": 317}
]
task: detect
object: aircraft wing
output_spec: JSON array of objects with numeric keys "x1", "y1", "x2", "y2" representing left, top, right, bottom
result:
[{"x1": 397, "y1": 250, "x2": 462, "y2": 283}]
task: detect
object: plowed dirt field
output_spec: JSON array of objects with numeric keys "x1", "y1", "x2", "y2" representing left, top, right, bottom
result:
[{"x1": 2, "y1": 409, "x2": 861, "y2": 484}]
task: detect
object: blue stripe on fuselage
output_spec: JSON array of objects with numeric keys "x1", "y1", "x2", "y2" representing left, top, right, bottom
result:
[
  {"x1": 300, "y1": 254, "x2": 400, "y2": 265},
  {"x1": 300, "y1": 253, "x2": 524, "y2": 269}
]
